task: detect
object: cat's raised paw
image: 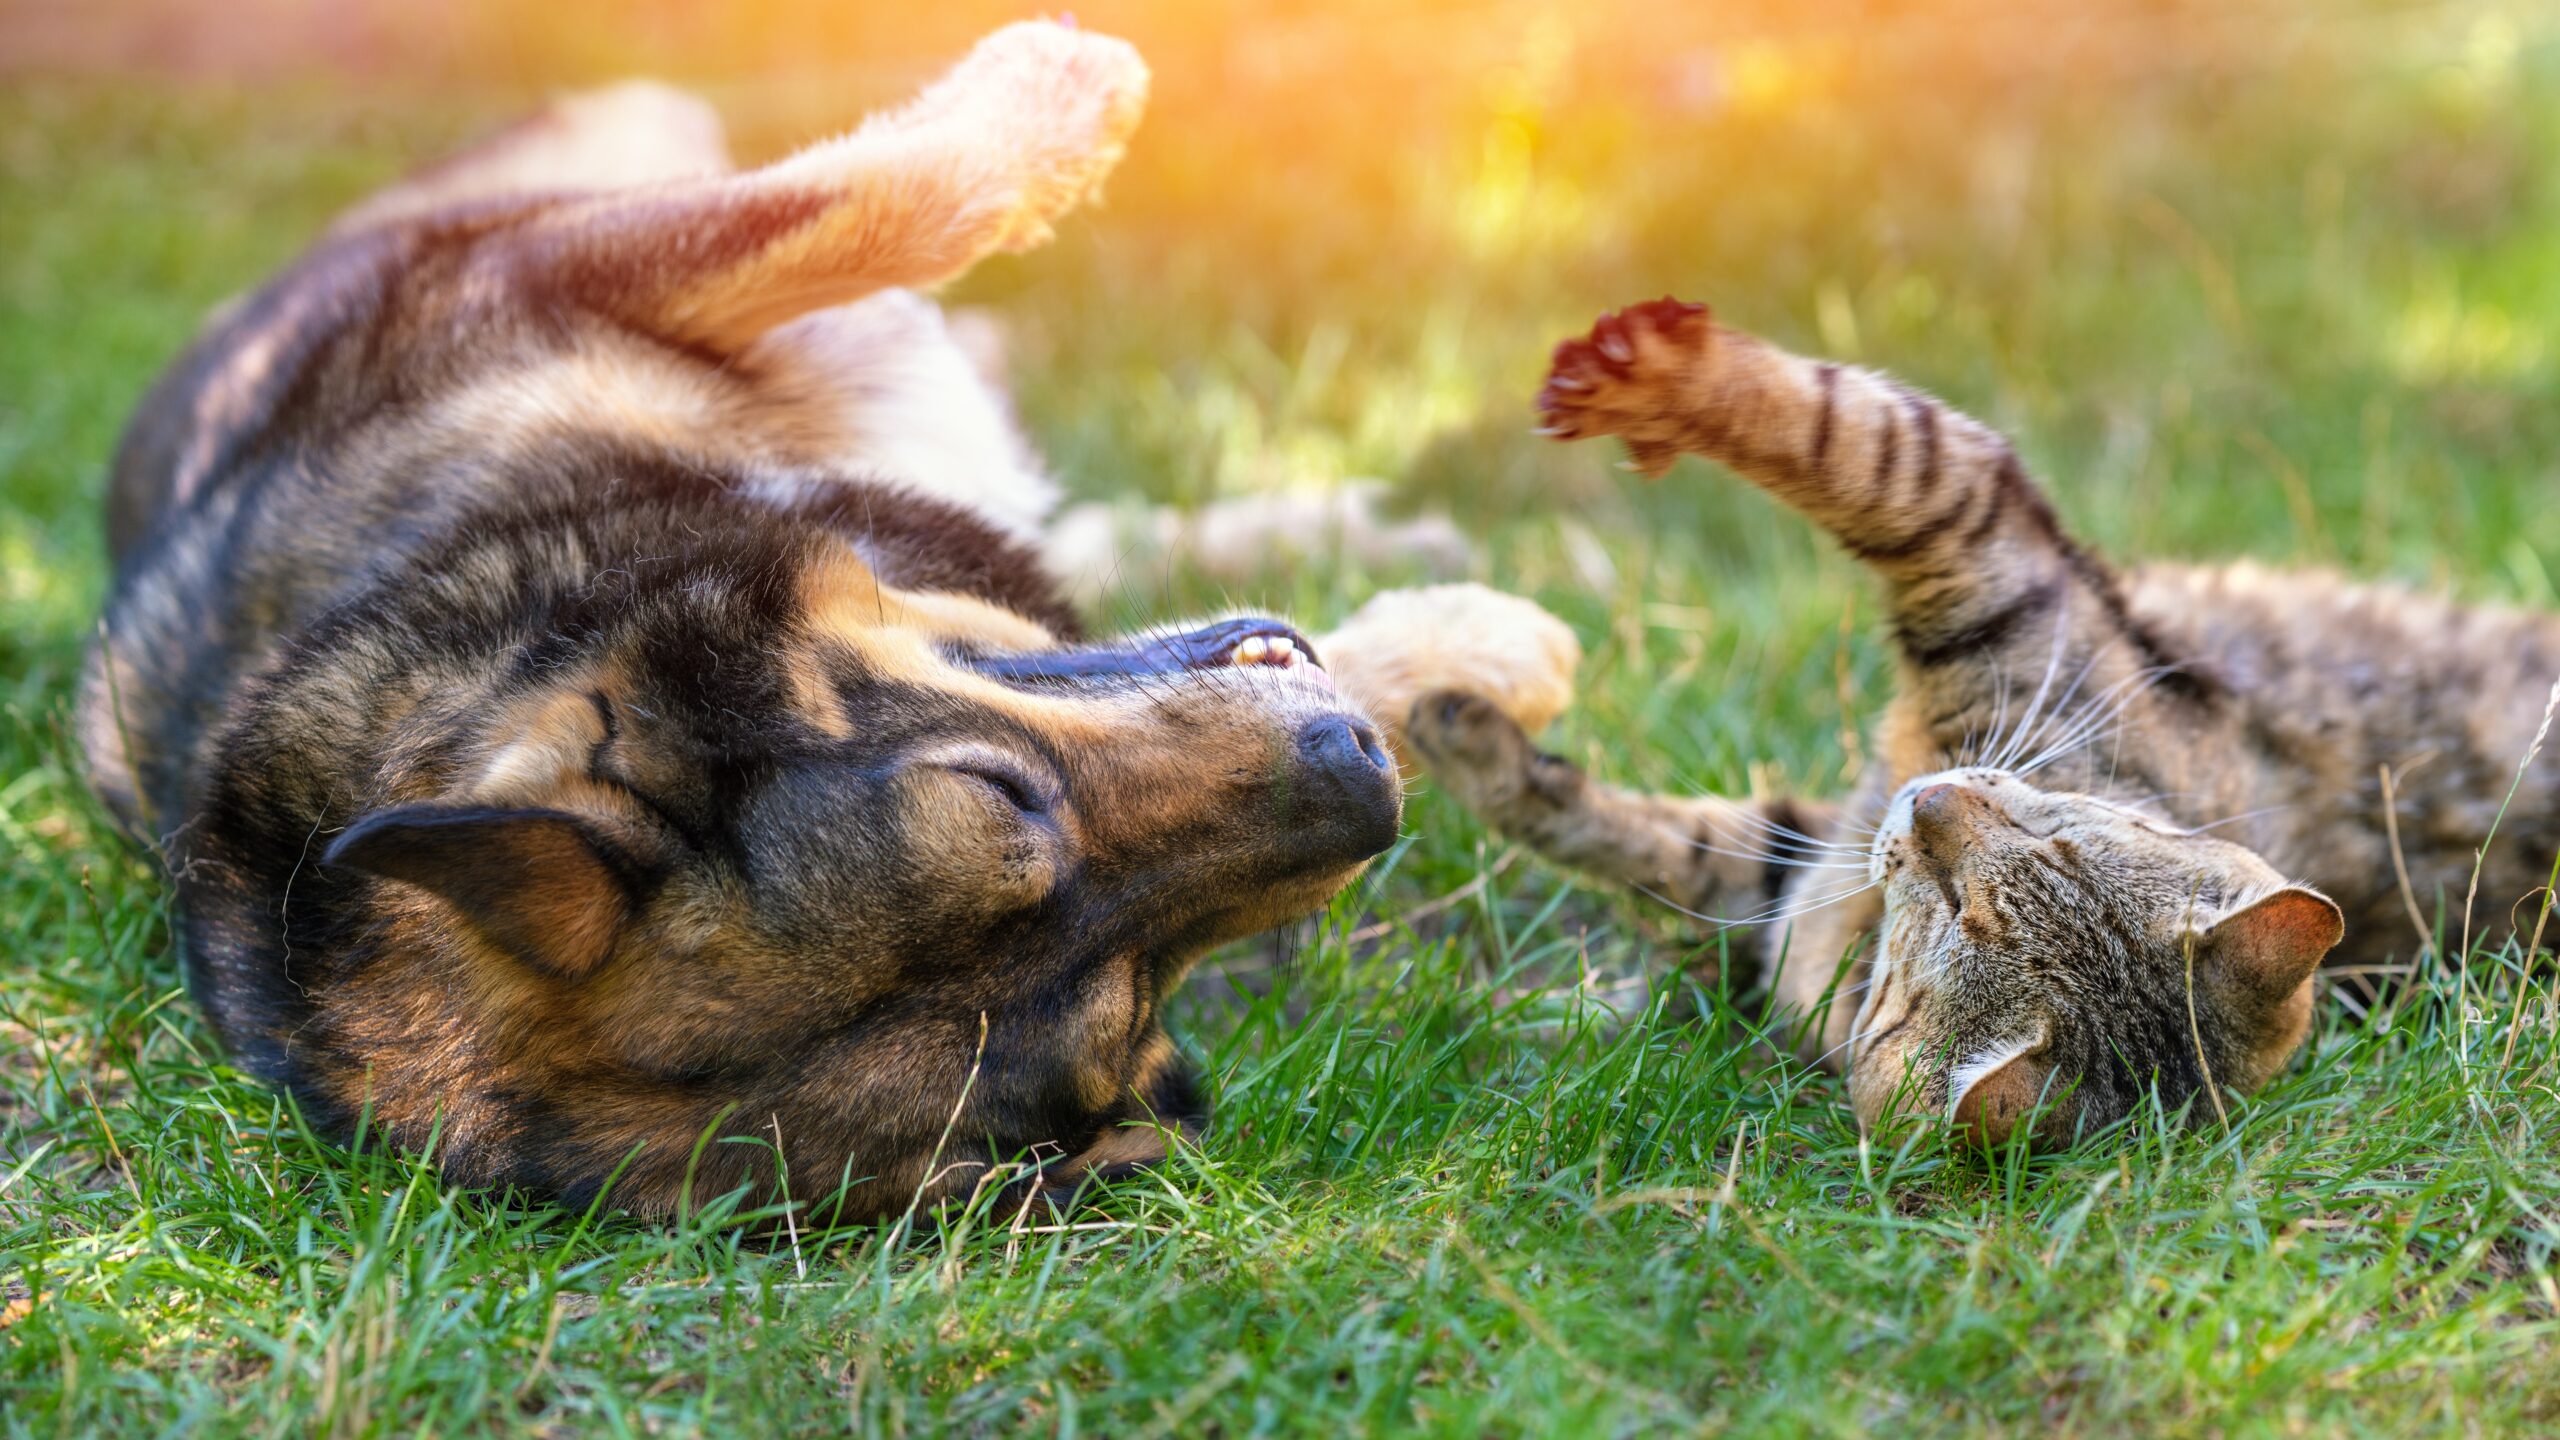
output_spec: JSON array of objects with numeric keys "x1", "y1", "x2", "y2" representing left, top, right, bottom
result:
[{"x1": 1535, "y1": 297, "x2": 1713, "y2": 478}]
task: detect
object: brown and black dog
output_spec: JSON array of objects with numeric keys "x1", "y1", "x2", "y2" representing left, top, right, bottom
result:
[{"x1": 80, "y1": 23, "x2": 1401, "y2": 1221}]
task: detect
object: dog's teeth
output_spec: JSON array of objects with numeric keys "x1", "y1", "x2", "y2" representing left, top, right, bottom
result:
[{"x1": 1226, "y1": 632, "x2": 1316, "y2": 672}]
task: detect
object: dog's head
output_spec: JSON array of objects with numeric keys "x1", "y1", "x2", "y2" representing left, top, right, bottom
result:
[{"x1": 249, "y1": 498, "x2": 1397, "y2": 1218}]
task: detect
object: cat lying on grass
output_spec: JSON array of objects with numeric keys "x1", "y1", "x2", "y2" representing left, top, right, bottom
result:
[{"x1": 1409, "y1": 297, "x2": 2560, "y2": 1146}]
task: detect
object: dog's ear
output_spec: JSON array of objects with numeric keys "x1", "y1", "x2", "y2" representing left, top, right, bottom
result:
[
  {"x1": 1000, "y1": 1119, "x2": 1196, "y2": 1222},
  {"x1": 324, "y1": 804, "x2": 651, "y2": 979}
]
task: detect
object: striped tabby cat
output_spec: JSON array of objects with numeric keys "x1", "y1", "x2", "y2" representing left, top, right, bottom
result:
[{"x1": 1409, "y1": 298, "x2": 2560, "y2": 1144}]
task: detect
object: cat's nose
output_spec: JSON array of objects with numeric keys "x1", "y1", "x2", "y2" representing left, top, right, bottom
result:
[
  {"x1": 1909, "y1": 782, "x2": 1985, "y2": 873},
  {"x1": 1910, "y1": 782, "x2": 1964, "y2": 829}
]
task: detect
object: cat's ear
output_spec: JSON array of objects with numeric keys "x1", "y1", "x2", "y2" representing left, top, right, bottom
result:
[
  {"x1": 324, "y1": 804, "x2": 652, "y2": 979},
  {"x1": 2200, "y1": 886, "x2": 2344, "y2": 1007},
  {"x1": 1949, "y1": 1034, "x2": 2061, "y2": 1146}
]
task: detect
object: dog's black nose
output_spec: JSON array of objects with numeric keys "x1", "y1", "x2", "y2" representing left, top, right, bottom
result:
[
  {"x1": 1287, "y1": 714, "x2": 1401, "y2": 862},
  {"x1": 1297, "y1": 715, "x2": 1392, "y2": 783}
]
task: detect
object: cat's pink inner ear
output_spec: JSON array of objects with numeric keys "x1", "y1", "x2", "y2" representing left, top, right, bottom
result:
[
  {"x1": 1950, "y1": 1049, "x2": 2056, "y2": 1147},
  {"x1": 2206, "y1": 886, "x2": 2345, "y2": 1004}
]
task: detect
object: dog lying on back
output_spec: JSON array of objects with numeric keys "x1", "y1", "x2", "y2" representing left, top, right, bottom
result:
[{"x1": 79, "y1": 23, "x2": 1404, "y2": 1220}]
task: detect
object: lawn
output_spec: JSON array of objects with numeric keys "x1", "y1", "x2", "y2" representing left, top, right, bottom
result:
[{"x1": 6, "y1": 1, "x2": 2560, "y2": 1434}]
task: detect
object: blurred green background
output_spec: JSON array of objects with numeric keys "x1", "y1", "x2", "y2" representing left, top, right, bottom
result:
[
  {"x1": 7, "y1": 0, "x2": 2557, "y2": 793},
  {"x1": 5, "y1": 2, "x2": 2560, "y2": 1434}
]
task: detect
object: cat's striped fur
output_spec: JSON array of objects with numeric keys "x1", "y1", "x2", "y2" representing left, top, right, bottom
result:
[{"x1": 1410, "y1": 299, "x2": 2560, "y2": 1143}]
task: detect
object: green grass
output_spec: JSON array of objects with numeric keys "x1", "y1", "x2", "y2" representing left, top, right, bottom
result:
[{"x1": 8, "y1": 3, "x2": 2560, "y2": 1433}]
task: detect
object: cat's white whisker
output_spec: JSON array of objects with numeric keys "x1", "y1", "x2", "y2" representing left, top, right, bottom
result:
[
  {"x1": 1678, "y1": 837, "x2": 1868, "y2": 872},
  {"x1": 2001, "y1": 651, "x2": 2110, "y2": 773},
  {"x1": 1981, "y1": 608, "x2": 2082, "y2": 771},
  {"x1": 2012, "y1": 664, "x2": 2181, "y2": 780},
  {"x1": 2190, "y1": 804, "x2": 2296, "y2": 835},
  {"x1": 1667, "y1": 816, "x2": 1869, "y2": 867},
  {"x1": 1805, "y1": 1030, "x2": 1864, "y2": 1071},
  {"x1": 1718, "y1": 825, "x2": 1867, "y2": 859},
  {"x1": 1634, "y1": 875, "x2": 1878, "y2": 930},
  {"x1": 1969, "y1": 666, "x2": 2014, "y2": 770},
  {"x1": 1722, "y1": 807, "x2": 1870, "y2": 853}
]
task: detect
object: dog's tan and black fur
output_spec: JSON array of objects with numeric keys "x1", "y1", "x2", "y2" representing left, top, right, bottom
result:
[
  {"x1": 81, "y1": 24, "x2": 1402, "y2": 1220},
  {"x1": 1412, "y1": 298, "x2": 2560, "y2": 1145}
]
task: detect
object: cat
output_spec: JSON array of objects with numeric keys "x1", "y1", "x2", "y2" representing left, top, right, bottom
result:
[{"x1": 1407, "y1": 297, "x2": 2560, "y2": 1144}]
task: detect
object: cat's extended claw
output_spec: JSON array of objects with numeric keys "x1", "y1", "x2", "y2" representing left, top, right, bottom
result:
[
  {"x1": 1534, "y1": 297, "x2": 1716, "y2": 479},
  {"x1": 1593, "y1": 311, "x2": 1637, "y2": 365},
  {"x1": 1627, "y1": 295, "x2": 1710, "y2": 336},
  {"x1": 1619, "y1": 440, "x2": 1678, "y2": 478}
]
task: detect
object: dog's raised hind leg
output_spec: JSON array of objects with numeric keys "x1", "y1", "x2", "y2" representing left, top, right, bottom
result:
[{"x1": 510, "y1": 21, "x2": 1147, "y2": 354}]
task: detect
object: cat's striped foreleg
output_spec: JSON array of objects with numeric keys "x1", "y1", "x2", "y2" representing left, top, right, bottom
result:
[
  {"x1": 1537, "y1": 302, "x2": 2207, "y2": 752},
  {"x1": 1402, "y1": 691, "x2": 1856, "y2": 948}
]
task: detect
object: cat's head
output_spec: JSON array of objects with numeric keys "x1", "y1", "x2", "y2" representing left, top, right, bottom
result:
[{"x1": 1846, "y1": 768, "x2": 2344, "y2": 1146}]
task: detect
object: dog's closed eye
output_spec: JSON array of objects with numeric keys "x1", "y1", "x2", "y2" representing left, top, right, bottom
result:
[{"x1": 953, "y1": 761, "x2": 1051, "y2": 816}]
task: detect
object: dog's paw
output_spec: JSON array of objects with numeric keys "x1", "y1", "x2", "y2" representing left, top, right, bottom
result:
[
  {"x1": 1316, "y1": 584, "x2": 1578, "y2": 774},
  {"x1": 936, "y1": 22, "x2": 1150, "y2": 249},
  {"x1": 1535, "y1": 297, "x2": 1715, "y2": 478},
  {"x1": 1404, "y1": 690, "x2": 1583, "y2": 820}
]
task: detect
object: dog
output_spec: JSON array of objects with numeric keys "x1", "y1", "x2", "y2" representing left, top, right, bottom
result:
[{"x1": 79, "y1": 22, "x2": 1402, "y2": 1221}]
